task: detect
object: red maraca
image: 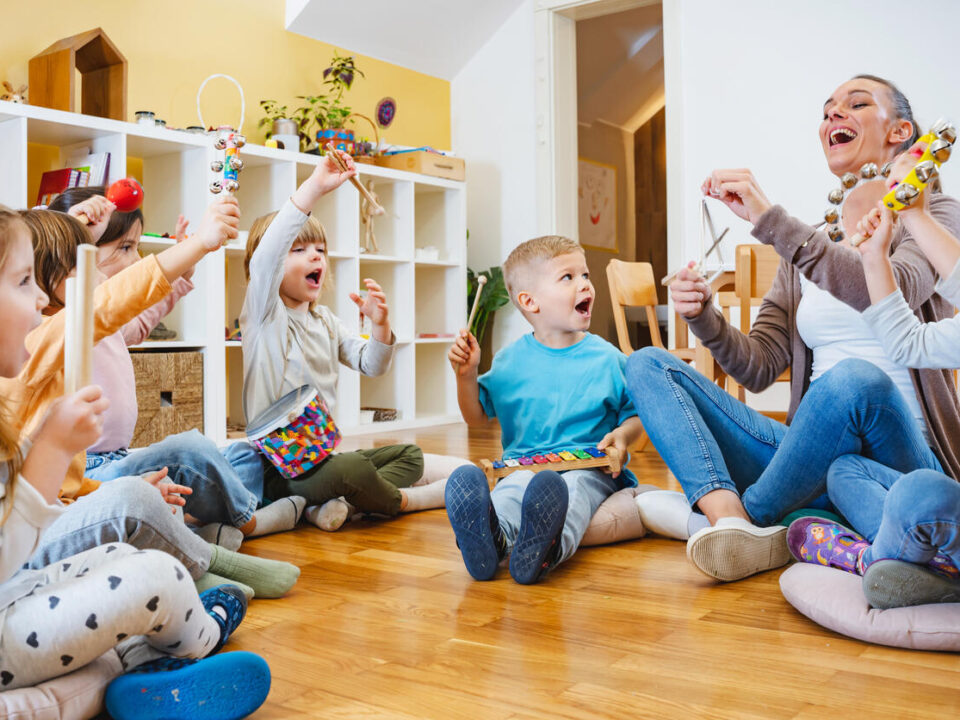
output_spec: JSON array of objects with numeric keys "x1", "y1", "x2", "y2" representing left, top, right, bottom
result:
[{"x1": 73, "y1": 178, "x2": 145, "y2": 224}]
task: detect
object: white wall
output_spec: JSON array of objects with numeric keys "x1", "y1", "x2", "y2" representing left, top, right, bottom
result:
[{"x1": 451, "y1": 0, "x2": 538, "y2": 348}]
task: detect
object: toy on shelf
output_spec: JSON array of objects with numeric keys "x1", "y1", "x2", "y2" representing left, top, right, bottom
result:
[
  {"x1": 360, "y1": 179, "x2": 381, "y2": 253},
  {"x1": 1, "y1": 81, "x2": 26, "y2": 103},
  {"x1": 210, "y1": 126, "x2": 245, "y2": 195},
  {"x1": 661, "y1": 199, "x2": 729, "y2": 286},
  {"x1": 226, "y1": 319, "x2": 241, "y2": 341},
  {"x1": 850, "y1": 119, "x2": 956, "y2": 247},
  {"x1": 74, "y1": 177, "x2": 144, "y2": 225},
  {"x1": 325, "y1": 141, "x2": 384, "y2": 215},
  {"x1": 478, "y1": 447, "x2": 622, "y2": 483}
]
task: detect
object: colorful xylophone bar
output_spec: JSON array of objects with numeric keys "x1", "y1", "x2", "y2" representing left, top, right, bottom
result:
[{"x1": 478, "y1": 447, "x2": 621, "y2": 483}]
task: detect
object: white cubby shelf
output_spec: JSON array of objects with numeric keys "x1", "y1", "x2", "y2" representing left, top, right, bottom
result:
[{"x1": 0, "y1": 100, "x2": 466, "y2": 444}]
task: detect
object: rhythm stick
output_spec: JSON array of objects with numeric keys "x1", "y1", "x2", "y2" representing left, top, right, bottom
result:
[
  {"x1": 467, "y1": 275, "x2": 487, "y2": 334},
  {"x1": 210, "y1": 126, "x2": 246, "y2": 196},
  {"x1": 64, "y1": 245, "x2": 97, "y2": 394},
  {"x1": 325, "y1": 142, "x2": 385, "y2": 215},
  {"x1": 73, "y1": 178, "x2": 145, "y2": 225}
]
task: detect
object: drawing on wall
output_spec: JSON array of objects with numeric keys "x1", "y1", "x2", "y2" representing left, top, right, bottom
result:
[{"x1": 578, "y1": 158, "x2": 618, "y2": 253}]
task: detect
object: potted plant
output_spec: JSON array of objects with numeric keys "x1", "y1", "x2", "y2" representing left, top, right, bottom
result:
[
  {"x1": 295, "y1": 52, "x2": 365, "y2": 153},
  {"x1": 467, "y1": 265, "x2": 510, "y2": 373},
  {"x1": 257, "y1": 100, "x2": 303, "y2": 149}
]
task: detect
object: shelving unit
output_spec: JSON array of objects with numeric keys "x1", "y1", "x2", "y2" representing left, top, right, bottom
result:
[{"x1": 0, "y1": 100, "x2": 466, "y2": 444}]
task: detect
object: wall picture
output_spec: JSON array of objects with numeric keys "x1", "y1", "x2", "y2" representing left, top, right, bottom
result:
[{"x1": 578, "y1": 158, "x2": 618, "y2": 253}]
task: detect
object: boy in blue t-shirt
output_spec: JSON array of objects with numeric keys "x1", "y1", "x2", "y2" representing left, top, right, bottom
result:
[{"x1": 445, "y1": 235, "x2": 643, "y2": 584}]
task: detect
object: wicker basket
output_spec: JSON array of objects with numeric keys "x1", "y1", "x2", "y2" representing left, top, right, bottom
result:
[{"x1": 130, "y1": 350, "x2": 204, "y2": 447}]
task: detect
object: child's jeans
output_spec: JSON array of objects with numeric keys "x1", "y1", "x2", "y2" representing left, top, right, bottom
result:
[
  {"x1": 491, "y1": 468, "x2": 619, "y2": 564},
  {"x1": 86, "y1": 430, "x2": 263, "y2": 527},
  {"x1": 0, "y1": 543, "x2": 218, "y2": 690},
  {"x1": 262, "y1": 444, "x2": 423, "y2": 515},
  {"x1": 828, "y1": 459, "x2": 960, "y2": 569}
]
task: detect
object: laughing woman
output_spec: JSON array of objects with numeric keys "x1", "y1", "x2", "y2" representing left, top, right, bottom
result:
[{"x1": 624, "y1": 74, "x2": 960, "y2": 582}]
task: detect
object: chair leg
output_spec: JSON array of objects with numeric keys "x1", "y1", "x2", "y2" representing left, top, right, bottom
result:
[{"x1": 633, "y1": 428, "x2": 650, "y2": 453}]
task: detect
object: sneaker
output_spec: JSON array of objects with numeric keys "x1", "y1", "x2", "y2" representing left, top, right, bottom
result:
[
  {"x1": 445, "y1": 470, "x2": 507, "y2": 580},
  {"x1": 199, "y1": 584, "x2": 248, "y2": 654},
  {"x1": 106, "y1": 651, "x2": 270, "y2": 720},
  {"x1": 786, "y1": 517, "x2": 869, "y2": 575},
  {"x1": 635, "y1": 490, "x2": 695, "y2": 540},
  {"x1": 862, "y1": 559, "x2": 960, "y2": 609},
  {"x1": 509, "y1": 472, "x2": 569, "y2": 585},
  {"x1": 686, "y1": 517, "x2": 790, "y2": 582}
]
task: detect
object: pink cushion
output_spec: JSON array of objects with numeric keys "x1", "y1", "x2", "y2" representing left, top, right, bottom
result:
[
  {"x1": 779, "y1": 563, "x2": 960, "y2": 651},
  {"x1": 0, "y1": 650, "x2": 121, "y2": 719}
]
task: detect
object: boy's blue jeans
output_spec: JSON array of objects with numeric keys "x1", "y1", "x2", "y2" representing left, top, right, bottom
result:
[
  {"x1": 85, "y1": 430, "x2": 264, "y2": 527},
  {"x1": 828, "y1": 460, "x2": 958, "y2": 568},
  {"x1": 624, "y1": 348, "x2": 940, "y2": 525}
]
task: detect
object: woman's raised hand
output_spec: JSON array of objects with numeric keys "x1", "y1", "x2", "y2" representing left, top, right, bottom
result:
[{"x1": 702, "y1": 169, "x2": 773, "y2": 225}]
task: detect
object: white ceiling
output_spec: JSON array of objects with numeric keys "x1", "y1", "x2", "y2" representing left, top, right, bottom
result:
[
  {"x1": 577, "y1": 4, "x2": 664, "y2": 133},
  {"x1": 285, "y1": 0, "x2": 526, "y2": 80}
]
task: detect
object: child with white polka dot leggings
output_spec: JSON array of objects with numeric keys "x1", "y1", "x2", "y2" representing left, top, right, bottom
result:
[{"x1": 0, "y1": 542, "x2": 224, "y2": 690}]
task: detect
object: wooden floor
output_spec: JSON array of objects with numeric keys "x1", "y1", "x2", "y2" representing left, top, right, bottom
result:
[{"x1": 232, "y1": 422, "x2": 960, "y2": 720}]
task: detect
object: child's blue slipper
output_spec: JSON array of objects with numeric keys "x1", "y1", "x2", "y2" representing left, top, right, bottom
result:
[
  {"x1": 199, "y1": 584, "x2": 248, "y2": 653},
  {"x1": 510, "y1": 471, "x2": 568, "y2": 585},
  {"x1": 105, "y1": 651, "x2": 270, "y2": 720},
  {"x1": 445, "y1": 467, "x2": 506, "y2": 580}
]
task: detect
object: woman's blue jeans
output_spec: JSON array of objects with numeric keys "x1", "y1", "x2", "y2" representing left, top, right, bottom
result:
[
  {"x1": 85, "y1": 430, "x2": 264, "y2": 527},
  {"x1": 624, "y1": 348, "x2": 941, "y2": 525},
  {"x1": 828, "y1": 460, "x2": 958, "y2": 568}
]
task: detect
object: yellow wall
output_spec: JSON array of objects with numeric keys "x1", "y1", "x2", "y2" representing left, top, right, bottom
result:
[{"x1": 1, "y1": 0, "x2": 450, "y2": 149}]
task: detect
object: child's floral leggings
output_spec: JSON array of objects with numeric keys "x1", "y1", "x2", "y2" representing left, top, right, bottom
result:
[{"x1": 0, "y1": 542, "x2": 219, "y2": 690}]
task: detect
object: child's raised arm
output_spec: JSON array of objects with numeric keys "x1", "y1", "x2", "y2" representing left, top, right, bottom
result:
[{"x1": 448, "y1": 329, "x2": 489, "y2": 425}]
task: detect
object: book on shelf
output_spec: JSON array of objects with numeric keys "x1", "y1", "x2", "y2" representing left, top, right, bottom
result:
[{"x1": 35, "y1": 151, "x2": 112, "y2": 207}]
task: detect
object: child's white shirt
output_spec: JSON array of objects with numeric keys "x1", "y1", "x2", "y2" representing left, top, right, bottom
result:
[
  {"x1": 862, "y1": 258, "x2": 960, "y2": 369},
  {"x1": 240, "y1": 199, "x2": 395, "y2": 424}
]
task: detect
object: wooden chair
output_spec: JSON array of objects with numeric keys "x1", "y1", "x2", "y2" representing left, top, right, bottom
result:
[{"x1": 725, "y1": 244, "x2": 791, "y2": 401}]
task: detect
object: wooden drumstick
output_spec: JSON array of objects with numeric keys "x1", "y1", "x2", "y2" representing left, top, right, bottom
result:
[
  {"x1": 325, "y1": 143, "x2": 385, "y2": 215},
  {"x1": 64, "y1": 245, "x2": 97, "y2": 394},
  {"x1": 467, "y1": 275, "x2": 487, "y2": 332}
]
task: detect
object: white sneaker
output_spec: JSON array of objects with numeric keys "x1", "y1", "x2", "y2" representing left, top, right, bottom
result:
[
  {"x1": 685, "y1": 517, "x2": 790, "y2": 582},
  {"x1": 635, "y1": 490, "x2": 694, "y2": 540}
]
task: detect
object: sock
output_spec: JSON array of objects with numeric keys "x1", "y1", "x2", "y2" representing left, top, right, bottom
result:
[
  {"x1": 401, "y1": 478, "x2": 448, "y2": 512},
  {"x1": 195, "y1": 523, "x2": 244, "y2": 551},
  {"x1": 247, "y1": 496, "x2": 307, "y2": 537},
  {"x1": 415, "y1": 454, "x2": 471, "y2": 486},
  {"x1": 207, "y1": 544, "x2": 300, "y2": 598},
  {"x1": 304, "y1": 498, "x2": 355, "y2": 531},
  {"x1": 194, "y1": 571, "x2": 254, "y2": 600},
  {"x1": 687, "y1": 511, "x2": 711, "y2": 536}
]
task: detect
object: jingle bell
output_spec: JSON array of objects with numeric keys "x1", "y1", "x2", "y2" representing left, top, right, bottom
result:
[
  {"x1": 209, "y1": 180, "x2": 222, "y2": 194},
  {"x1": 214, "y1": 137, "x2": 227, "y2": 150},
  {"x1": 228, "y1": 156, "x2": 244, "y2": 171},
  {"x1": 823, "y1": 207, "x2": 839, "y2": 225},
  {"x1": 932, "y1": 119, "x2": 957, "y2": 145},
  {"x1": 859, "y1": 163, "x2": 878, "y2": 179},
  {"x1": 210, "y1": 160, "x2": 224, "y2": 172},
  {"x1": 828, "y1": 188, "x2": 845, "y2": 205},
  {"x1": 929, "y1": 138, "x2": 952, "y2": 164},
  {"x1": 880, "y1": 161, "x2": 893, "y2": 178},
  {"x1": 841, "y1": 172, "x2": 858, "y2": 189},
  {"x1": 894, "y1": 182, "x2": 920, "y2": 206},
  {"x1": 827, "y1": 226, "x2": 844, "y2": 242},
  {"x1": 223, "y1": 179, "x2": 239, "y2": 193},
  {"x1": 914, "y1": 160, "x2": 939, "y2": 184},
  {"x1": 234, "y1": 135, "x2": 246, "y2": 149}
]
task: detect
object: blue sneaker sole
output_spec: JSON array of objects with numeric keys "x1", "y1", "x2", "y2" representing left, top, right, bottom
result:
[
  {"x1": 510, "y1": 473, "x2": 568, "y2": 585},
  {"x1": 445, "y1": 472, "x2": 501, "y2": 580},
  {"x1": 106, "y1": 651, "x2": 271, "y2": 720}
]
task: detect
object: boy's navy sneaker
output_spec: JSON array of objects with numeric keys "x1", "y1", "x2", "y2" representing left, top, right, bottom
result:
[
  {"x1": 199, "y1": 584, "x2": 248, "y2": 654},
  {"x1": 510, "y1": 471, "x2": 568, "y2": 585},
  {"x1": 445, "y1": 467, "x2": 507, "y2": 580},
  {"x1": 106, "y1": 651, "x2": 271, "y2": 720}
]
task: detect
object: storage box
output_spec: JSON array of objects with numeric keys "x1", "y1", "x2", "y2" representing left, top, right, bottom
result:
[
  {"x1": 130, "y1": 350, "x2": 204, "y2": 447},
  {"x1": 374, "y1": 151, "x2": 465, "y2": 181}
]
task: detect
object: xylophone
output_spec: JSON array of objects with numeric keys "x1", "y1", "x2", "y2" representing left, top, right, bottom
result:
[{"x1": 479, "y1": 446, "x2": 621, "y2": 483}]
